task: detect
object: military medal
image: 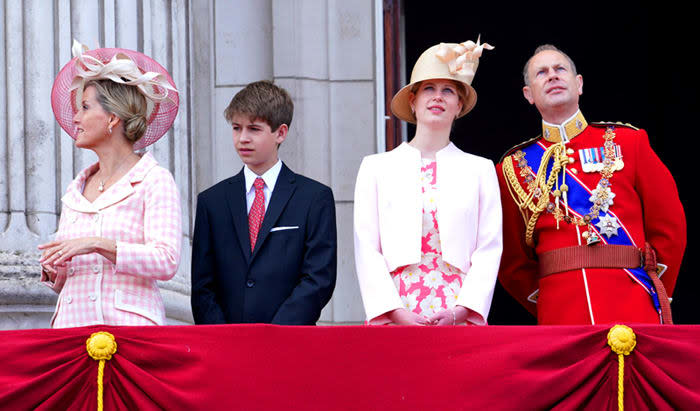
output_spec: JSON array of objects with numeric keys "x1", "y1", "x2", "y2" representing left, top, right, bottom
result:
[
  {"x1": 578, "y1": 144, "x2": 624, "y2": 173},
  {"x1": 554, "y1": 126, "x2": 623, "y2": 244}
]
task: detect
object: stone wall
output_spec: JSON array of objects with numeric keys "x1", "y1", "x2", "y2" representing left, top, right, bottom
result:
[{"x1": 0, "y1": 0, "x2": 377, "y2": 329}]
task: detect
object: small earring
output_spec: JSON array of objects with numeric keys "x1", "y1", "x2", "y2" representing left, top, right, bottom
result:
[{"x1": 108, "y1": 126, "x2": 112, "y2": 134}]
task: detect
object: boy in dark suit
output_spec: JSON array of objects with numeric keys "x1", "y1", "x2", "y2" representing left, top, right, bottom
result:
[{"x1": 191, "y1": 81, "x2": 337, "y2": 325}]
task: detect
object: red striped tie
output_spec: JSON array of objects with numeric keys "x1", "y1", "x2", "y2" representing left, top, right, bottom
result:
[{"x1": 248, "y1": 177, "x2": 266, "y2": 251}]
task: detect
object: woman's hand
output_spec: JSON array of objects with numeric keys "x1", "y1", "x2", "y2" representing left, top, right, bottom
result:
[
  {"x1": 387, "y1": 308, "x2": 430, "y2": 325},
  {"x1": 38, "y1": 237, "x2": 109, "y2": 267},
  {"x1": 40, "y1": 263, "x2": 58, "y2": 280},
  {"x1": 427, "y1": 306, "x2": 470, "y2": 326}
]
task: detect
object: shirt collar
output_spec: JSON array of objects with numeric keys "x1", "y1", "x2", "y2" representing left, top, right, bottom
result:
[
  {"x1": 542, "y1": 110, "x2": 588, "y2": 143},
  {"x1": 244, "y1": 159, "x2": 282, "y2": 193}
]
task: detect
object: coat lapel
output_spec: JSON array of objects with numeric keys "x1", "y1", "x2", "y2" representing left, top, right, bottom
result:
[
  {"x1": 225, "y1": 169, "x2": 253, "y2": 262},
  {"x1": 61, "y1": 163, "x2": 99, "y2": 213},
  {"x1": 250, "y1": 163, "x2": 296, "y2": 261},
  {"x1": 93, "y1": 152, "x2": 158, "y2": 211}
]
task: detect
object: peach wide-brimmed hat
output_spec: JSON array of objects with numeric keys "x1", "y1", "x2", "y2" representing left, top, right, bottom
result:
[
  {"x1": 51, "y1": 40, "x2": 179, "y2": 150},
  {"x1": 391, "y1": 37, "x2": 493, "y2": 124}
]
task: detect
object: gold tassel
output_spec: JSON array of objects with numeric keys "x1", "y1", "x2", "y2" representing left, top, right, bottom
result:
[
  {"x1": 86, "y1": 331, "x2": 118, "y2": 411},
  {"x1": 607, "y1": 325, "x2": 637, "y2": 411}
]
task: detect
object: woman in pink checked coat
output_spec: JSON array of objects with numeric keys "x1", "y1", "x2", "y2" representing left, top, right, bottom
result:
[{"x1": 38, "y1": 41, "x2": 181, "y2": 328}]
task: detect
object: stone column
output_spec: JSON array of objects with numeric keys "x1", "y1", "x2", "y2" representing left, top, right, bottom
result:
[
  {"x1": 0, "y1": 0, "x2": 7, "y2": 235},
  {"x1": 207, "y1": 0, "x2": 274, "y2": 187},
  {"x1": 272, "y1": 0, "x2": 376, "y2": 324},
  {"x1": 326, "y1": 0, "x2": 377, "y2": 324},
  {"x1": 0, "y1": 0, "x2": 55, "y2": 329}
]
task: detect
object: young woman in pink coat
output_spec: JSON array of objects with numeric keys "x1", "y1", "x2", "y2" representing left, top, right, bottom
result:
[
  {"x1": 38, "y1": 41, "x2": 181, "y2": 327},
  {"x1": 354, "y1": 40, "x2": 502, "y2": 325}
]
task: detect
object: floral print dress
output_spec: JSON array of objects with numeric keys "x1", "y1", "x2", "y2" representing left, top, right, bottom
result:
[{"x1": 390, "y1": 159, "x2": 465, "y2": 318}]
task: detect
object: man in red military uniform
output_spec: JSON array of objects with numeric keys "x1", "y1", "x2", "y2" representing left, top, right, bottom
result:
[{"x1": 497, "y1": 45, "x2": 686, "y2": 325}]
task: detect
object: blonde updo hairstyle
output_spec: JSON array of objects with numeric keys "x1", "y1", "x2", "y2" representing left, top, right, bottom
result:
[{"x1": 85, "y1": 79, "x2": 149, "y2": 144}]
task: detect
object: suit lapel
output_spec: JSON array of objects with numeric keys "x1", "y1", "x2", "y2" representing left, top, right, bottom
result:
[
  {"x1": 250, "y1": 163, "x2": 296, "y2": 261},
  {"x1": 225, "y1": 169, "x2": 253, "y2": 263}
]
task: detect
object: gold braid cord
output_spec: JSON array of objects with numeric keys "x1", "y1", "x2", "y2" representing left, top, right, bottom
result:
[
  {"x1": 502, "y1": 142, "x2": 568, "y2": 247},
  {"x1": 607, "y1": 325, "x2": 637, "y2": 411},
  {"x1": 86, "y1": 331, "x2": 118, "y2": 411}
]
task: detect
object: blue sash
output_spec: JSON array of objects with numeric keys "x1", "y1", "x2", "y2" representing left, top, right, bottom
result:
[{"x1": 521, "y1": 142, "x2": 661, "y2": 313}]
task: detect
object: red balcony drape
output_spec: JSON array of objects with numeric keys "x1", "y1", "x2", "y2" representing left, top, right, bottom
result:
[{"x1": 1, "y1": 324, "x2": 699, "y2": 410}]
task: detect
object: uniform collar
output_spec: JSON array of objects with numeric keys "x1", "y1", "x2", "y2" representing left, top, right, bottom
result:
[{"x1": 542, "y1": 110, "x2": 588, "y2": 143}]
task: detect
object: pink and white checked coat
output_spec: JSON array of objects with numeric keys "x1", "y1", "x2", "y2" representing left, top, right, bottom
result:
[{"x1": 41, "y1": 152, "x2": 182, "y2": 328}]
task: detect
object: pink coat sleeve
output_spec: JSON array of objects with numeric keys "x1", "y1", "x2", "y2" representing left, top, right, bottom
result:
[
  {"x1": 40, "y1": 206, "x2": 68, "y2": 294},
  {"x1": 115, "y1": 167, "x2": 182, "y2": 280}
]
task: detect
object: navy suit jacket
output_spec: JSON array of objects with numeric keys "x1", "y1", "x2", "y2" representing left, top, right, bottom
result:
[{"x1": 191, "y1": 163, "x2": 337, "y2": 325}]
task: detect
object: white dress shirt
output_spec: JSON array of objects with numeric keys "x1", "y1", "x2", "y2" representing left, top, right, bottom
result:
[{"x1": 243, "y1": 159, "x2": 282, "y2": 214}]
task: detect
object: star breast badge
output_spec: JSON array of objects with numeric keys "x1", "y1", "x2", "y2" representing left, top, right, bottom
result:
[{"x1": 596, "y1": 214, "x2": 621, "y2": 238}]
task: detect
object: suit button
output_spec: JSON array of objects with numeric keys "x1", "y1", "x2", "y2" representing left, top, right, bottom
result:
[{"x1": 246, "y1": 279, "x2": 255, "y2": 288}]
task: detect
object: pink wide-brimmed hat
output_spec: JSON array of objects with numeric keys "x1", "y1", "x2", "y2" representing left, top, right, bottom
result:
[{"x1": 51, "y1": 40, "x2": 179, "y2": 150}]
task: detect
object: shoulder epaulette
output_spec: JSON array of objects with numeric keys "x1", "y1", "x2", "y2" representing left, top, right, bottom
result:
[
  {"x1": 499, "y1": 135, "x2": 541, "y2": 163},
  {"x1": 590, "y1": 121, "x2": 639, "y2": 130}
]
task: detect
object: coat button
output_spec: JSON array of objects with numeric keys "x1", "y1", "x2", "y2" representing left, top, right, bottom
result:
[{"x1": 246, "y1": 279, "x2": 255, "y2": 288}]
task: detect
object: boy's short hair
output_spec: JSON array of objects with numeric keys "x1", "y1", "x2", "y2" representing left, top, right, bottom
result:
[{"x1": 223, "y1": 80, "x2": 294, "y2": 130}]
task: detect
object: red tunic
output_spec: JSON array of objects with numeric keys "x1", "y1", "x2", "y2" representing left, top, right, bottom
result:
[{"x1": 497, "y1": 119, "x2": 686, "y2": 325}]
